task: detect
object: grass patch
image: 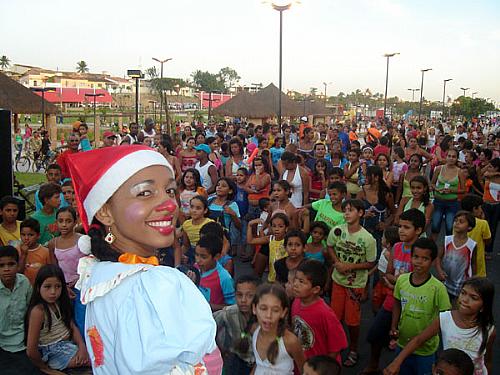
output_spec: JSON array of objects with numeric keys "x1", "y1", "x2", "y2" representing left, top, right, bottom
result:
[{"x1": 14, "y1": 172, "x2": 46, "y2": 188}]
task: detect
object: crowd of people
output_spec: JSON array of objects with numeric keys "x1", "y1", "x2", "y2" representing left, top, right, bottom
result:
[{"x1": 0, "y1": 115, "x2": 499, "y2": 375}]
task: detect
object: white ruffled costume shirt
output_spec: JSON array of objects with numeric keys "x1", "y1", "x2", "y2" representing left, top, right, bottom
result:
[{"x1": 77, "y1": 256, "x2": 216, "y2": 374}]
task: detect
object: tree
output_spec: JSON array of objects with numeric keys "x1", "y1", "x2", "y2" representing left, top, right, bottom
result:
[
  {"x1": 218, "y1": 67, "x2": 240, "y2": 90},
  {"x1": 450, "y1": 96, "x2": 495, "y2": 118},
  {"x1": 309, "y1": 87, "x2": 318, "y2": 97},
  {"x1": 0, "y1": 55, "x2": 10, "y2": 70},
  {"x1": 191, "y1": 70, "x2": 225, "y2": 92},
  {"x1": 145, "y1": 66, "x2": 158, "y2": 80},
  {"x1": 76, "y1": 60, "x2": 89, "y2": 73}
]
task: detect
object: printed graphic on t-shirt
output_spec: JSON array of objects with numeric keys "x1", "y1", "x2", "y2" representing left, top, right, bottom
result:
[{"x1": 292, "y1": 316, "x2": 314, "y2": 351}]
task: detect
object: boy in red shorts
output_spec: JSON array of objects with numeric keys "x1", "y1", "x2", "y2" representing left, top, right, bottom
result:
[{"x1": 327, "y1": 199, "x2": 376, "y2": 367}]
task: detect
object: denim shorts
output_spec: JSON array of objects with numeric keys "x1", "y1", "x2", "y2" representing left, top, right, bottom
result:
[{"x1": 39, "y1": 340, "x2": 77, "y2": 370}]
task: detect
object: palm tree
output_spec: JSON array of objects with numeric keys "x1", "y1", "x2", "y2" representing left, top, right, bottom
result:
[
  {"x1": 0, "y1": 55, "x2": 10, "y2": 70},
  {"x1": 76, "y1": 60, "x2": 89, "y2": 73}
]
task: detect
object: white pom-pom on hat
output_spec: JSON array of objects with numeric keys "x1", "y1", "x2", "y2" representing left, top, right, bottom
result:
[{"x1": 78, "y1": 235, "x2": 92, "y2": 255}]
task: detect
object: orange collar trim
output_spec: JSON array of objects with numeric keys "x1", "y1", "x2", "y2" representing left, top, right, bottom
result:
[{"x1": 118, "y1": 253, "x2": 159, "y2": 266}]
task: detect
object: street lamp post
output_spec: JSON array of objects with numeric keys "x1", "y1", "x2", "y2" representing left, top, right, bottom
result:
[
  {"x1": 127, "y1": 70, "x2": 143, "y2": 126},
  {"x1": 418, "y1": 68, "x2": 432, "y2": 124},
  {"x1": 323, "y1": 81, "x2": 332, "y2": 105},
  {"x1": 383, "y1": 52, "x2": 399, "y2": 120},
  {"x1": 472, "y1": 92, "x2": 478, "y2": 99},
  {"x1": 270, "y1": 1, "x2": 294, "y2": 127},
  {"x1": 152, "y1": 57, "x2": 172, "y2": 126},
  {"x1": 460, "y1": 87, "x2": 470, "y2": 97},
  {"x1": 31, "y1": 87, "x2": 55, "y2": 129},
  {"x1": 84, "y1": 93, "x2": 105, "y2": 142},
  {"x1": 407, "y1": 88, "x2": 420, "y2": 102},
  {"x1": 442, "y1": 79, "x2": 452, "y2": 120}
]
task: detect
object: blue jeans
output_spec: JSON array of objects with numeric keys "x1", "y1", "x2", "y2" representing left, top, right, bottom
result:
[
  {"x1": 396, "y1": 346, "x2": 436, "y2": 375},
  {"x1": 483, "y1": 202, "x2": 499, "y2": 253},
  {"x1": 431, "y1": 199, "x2": 460, "y2": 235}
]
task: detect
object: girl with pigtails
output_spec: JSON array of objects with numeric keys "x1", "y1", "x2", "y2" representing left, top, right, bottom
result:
[{"x1": 66, "y1": 145, "x2": 216, "y2": 374}]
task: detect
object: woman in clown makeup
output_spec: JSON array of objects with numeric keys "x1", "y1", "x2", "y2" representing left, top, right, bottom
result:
[{"x1": 67, "y1": 145, "x2": 216, "y2": 375}]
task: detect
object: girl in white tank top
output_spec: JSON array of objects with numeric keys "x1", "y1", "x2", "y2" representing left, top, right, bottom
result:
[
  {"x1": 282, "y1": 165, "x2": 303, "y2": 207},
  {"x1": 251, "y1": 284, "x2": 305, "y2": 375}
]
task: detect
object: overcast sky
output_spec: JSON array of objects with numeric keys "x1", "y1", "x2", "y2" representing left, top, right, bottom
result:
[{"x1": 2, "y1": 0, "x2": 499, "y2": 103}]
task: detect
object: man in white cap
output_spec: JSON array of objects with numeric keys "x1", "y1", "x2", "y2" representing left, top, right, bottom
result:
[{"x1": 299, "y1": 116, "x2": 312, "y2": 139}]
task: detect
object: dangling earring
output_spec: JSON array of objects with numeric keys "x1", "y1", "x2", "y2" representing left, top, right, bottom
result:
[{"x1": 104, "y1": 227, "x2": 116, "y2": 244}]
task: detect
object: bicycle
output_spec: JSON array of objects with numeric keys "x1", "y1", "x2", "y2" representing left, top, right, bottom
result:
[
  {"x1": 13, "y1": 176, "x2": 39, "y2": 215},
  {"x1": 15, "y1": 147, "x2": 31, "y2": 173}
]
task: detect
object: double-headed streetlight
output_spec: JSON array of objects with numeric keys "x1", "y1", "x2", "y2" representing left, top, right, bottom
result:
[
  {"x1": 460, "y1": 87, "x2": 470, "y2": 97},
  {"x1": 31, "y1": 87, "x2": 56, "y2": 129},
  {"x1": 268, "y1": 1, "x2": 296, "y2": 127},
  {"x1": 418, "y1": 68, "x2": 432, "y2": 124},
  {"x1": 84, "y1": 93, "x2": 105, "y2": 141},
  {"x1": 442, "y1": 79, "x2": 452, "y2": 119},
  {"x1": 152, "y1": 57, "x2": 173, "y2": 125},
  {"x1": 323, "y1": 82, "x2": 332, "y2": 105},
  {"x1": 383, "y1": 52, "x2": 399, "y2": 119},
  {"x1": 407, "y1": 88, "x2": 420, "y2": 102}
]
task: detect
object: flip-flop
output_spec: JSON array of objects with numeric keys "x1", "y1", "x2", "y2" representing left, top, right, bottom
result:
[{"x1": 344, "y1": 351, "x2": 359, "y2": 367}]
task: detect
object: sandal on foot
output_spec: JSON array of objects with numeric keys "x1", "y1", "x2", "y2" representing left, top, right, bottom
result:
[{"x1": 344, "y1": 351, "x2": 359, "y2": 367}]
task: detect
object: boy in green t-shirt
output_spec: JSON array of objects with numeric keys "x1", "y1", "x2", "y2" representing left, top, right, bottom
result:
[
  {"x1": 310, "y1": 182, "x2": 346, "y2": 231},
  {"x1": 389, "y1": 238, "x2": 451, "y2": 375},
  {"x1": 30, "y1": 183, "x2": 61, "y2": 245},
  {"x1": 327, "y1": 199, "x2": 376, "y2": 367}
]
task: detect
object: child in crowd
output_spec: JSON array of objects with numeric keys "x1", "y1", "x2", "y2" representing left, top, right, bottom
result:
[
  {"x1": 391, "y1": 146, "x2": 408, "y2": 200},
  {"x1": 274, "y1": 230, "x2": 307, "y2": 284},
  {"x1": 179, "y1": 168, "x2": 206, "y2": 220},
  {"x1": 251, "y1": 283, "x2": 305, "y2": 374},
  {"x1": 395, "y1": 175, "x2": 433, "y2": 233},
  {"x1": 385, "y1": 277, "x2": 495, "y2": 375},
  {"x1": 0, "y1": 196, "x2": 21, "y2": 247},
  {"x1": 195, "y1": 234, "x2": 235, "y2": 312},
  {"x1": 208, "y1": 177, "x2": 242, "y2": 253},
  {"x1": 344, "y1": 149, "x2": 361, "y2": 198},
  {"x1": 389, "y1": 238, "x2": 451, "y2": 375},
  {"x1": 437, "y1": 211, "x2": 477, "y2": 300},
  {"x1": 291, "y1": 260, "x2": 347, "y2": 362},
  {"x1": 47, "y1": 207, "x2": 86, "y2": 339},
  {"x1": 304, "y1": 221, "x2": 329, "y2": 264},
  {"x1": 248, "y1": 213, "x2": 289, "y2": 281},
  {"x1": 181, "y1": 195, "x2": 213, "y2": 264},
  {"x1": 461, "y1": 194, "x2": 491, "y2": 277},
  {"x1": 309, "y1": 159, "x2": 328, "y2": 201},
  {"x1": 397, "y1": 154, "x2": 423, "y2": 204},
  {"x1": 303, "y1": 355, "x2": 341, "y2": 375},
  {"x1": 0, "y1": 246, "x2": 39, "y2": 375},
  {"x1": 17, "y1": 218, "x2": 50, "y2": 285},
  {"x1": 358, "y1": 146, "x2": 374, "y2": 186},
  {"x1": 270, "y1": 181, "x2": 302, "y2": 230},
  {"x1": 214, "y1": 275, "x2": 260, "y2": 375},
  {"x1": 363, "y1": 209, "x2": 425, "y2": 375},
  {"x1": 430, "y1": 349, "x2": 475, "y2": 375},
  {"x1": 31, "y1": 183, "x2": 61, "y2": 245},
  {"x1": 34, "y1": 164, "x2": 67, "y2": 211},
  {"x1": 327, "y1": 199, "x2": 377, "y2": 367},
  {"x1": 200, "y1": 221, "x2": 234, "y2": 276},
  {"x1": 234, "y1": 167, "x2": 250, "y2": 259},
  {"x1": 61, "y1": 180, "x2": 75, "y2": 207},
  {"x1": 25, "y1": 264, "x2": 89, "y2": 373},
  {"x1": 309, "y1": 182, "x2": 346, "y2": 232}
]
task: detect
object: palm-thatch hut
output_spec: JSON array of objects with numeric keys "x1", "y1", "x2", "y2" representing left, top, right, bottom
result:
[{"x1": 0, "y1": 72, "x2": 58, "y2": 137}]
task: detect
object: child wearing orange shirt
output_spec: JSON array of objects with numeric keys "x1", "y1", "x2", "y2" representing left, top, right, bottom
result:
[{"x1": 17, "y1": 218, "x2": 50, "y2": 285}]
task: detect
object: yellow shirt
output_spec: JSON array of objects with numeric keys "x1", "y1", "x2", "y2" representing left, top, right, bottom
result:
[
  {"x1": 182, "y1": 218, "x2": 214, "y2": 247},
  {"x1": 267, "y1": 237, "x2": 287, "y2": 282},
  {"x1": 0, "y1": 221, "x2": 21, "y2": 247},
  {"x1": 468, "y1": 218, "x2": 491, "y2": 277}
]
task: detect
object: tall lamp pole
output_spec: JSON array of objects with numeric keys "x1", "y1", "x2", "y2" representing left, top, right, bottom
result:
[
  {"x1": 84, "y1": 93, "x2": 105, "y2": 141},
  {"x1": 127, "y1": 70, "x2": 143, "y2": 126},
  {"x1": 418, "y1": 68, "x2": 432, "y2": 124},
  {"x1": 442, "y1": 79, "x2": 452, "y2": 120},
  {"x1": 152, "y1": 57, "x2": 172, "y2": 126},
  {"x1": 383, "y1": 52, "x2": 399, "y2": 120},
  {"x1": 270, "y1": 1, "x2": 294, "y2": 127},
  {"x1": 31, "y1": 87, "x2": 55, "y2": 129},
  {"x1": 460, "y1": 87, "x2": 470, "y2": 97},
  {"x1": 407, "y1": 88, "x2": 420, "y2": 102},
  {"x1": 323, "y1": 81, "x2": 332, "y2": 105}
]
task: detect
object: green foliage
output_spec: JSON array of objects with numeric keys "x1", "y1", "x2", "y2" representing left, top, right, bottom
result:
[
  {"x1": 450, "y1": 96, "x2": 495, "y2": 119},
  {"x1": 145, "y1": 66, "x2": 158, "y2": 80},
  {"x1": 76, "y1": 60, "x2": 89, "y2": 73},
  {"x1": 218, "y1": 67, "x2": 240, "y2": 89},
  {"x1": 150, "y1": 77, "x2": 189, "y2": 96},
  {"x1": 191, "y1": 66, "x2": 240, "y2": 93},
  {"x1": 1, "y1": 55, "x2": 11, "y2": 69}
]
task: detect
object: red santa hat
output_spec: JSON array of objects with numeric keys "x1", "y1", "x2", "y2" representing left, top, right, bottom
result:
[{"x1": 67, "y1": 145, "x2": 173, "y2": 232}]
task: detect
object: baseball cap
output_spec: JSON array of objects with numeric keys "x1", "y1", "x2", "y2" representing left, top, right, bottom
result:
[
  {"x1": 103, "y1": 131, "x2": 116, "y2": 139},
  {"x1": 300, "y1": 116, "x2": 308, "y2": 122},
  {"x1": 194, "y1": 144, "x2": 211, "y2": 154}
]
